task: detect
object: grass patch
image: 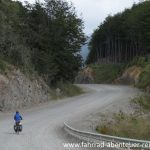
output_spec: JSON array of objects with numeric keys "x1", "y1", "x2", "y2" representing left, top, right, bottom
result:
[
  {"x1": 0, "y1": 58, "x2": 12, "y2": 74},
  {"x1": 126, "y1": 56, "x2": 150, "y2": 89},
  {"x1": 96, "y1": 94, "x2": 150, "y2": 140},
  {"x1": 96, "y1": 112, "x2": 150, "y2": 140},
  {"x1": 49, "y1": 82, "x2": 84, "y2": 99},
  {"x1": 136, "y1": 64, "x2": 150, "y2": 89},
  {"x1": 127, "y1": 56, "x2": 148, "y2": 68},
  {"x1": 132, "y1": 93, "x2": 150, "y2": 112},
  {"x1": 90, "y1": 64, "x2": 123, "y2": 83}
]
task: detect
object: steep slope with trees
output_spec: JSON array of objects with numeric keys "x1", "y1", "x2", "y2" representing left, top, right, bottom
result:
[
  {"x1": 86, "y1": 1, "x2": 150, "y2": 64},
  {"x1": 0, "y1": 0, "x2": 85, "y2": 109},
  {"x1": 0, "y1": 0, "x2": 85, "y2": 85}
]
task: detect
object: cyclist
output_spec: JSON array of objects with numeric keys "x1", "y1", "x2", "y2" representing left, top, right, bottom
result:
[{"x1": 14, "y1": 111, "x2": 23, "y2": 125}]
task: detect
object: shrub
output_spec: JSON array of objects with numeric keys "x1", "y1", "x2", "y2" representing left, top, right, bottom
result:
[
  {"x1": 50, "y1": 82, "x2": 84, "y2": 99},
  {"x1": 0, "y1": 58, "x2": 12, "y2": 73},
  {"x1": 132, "y1": 94, "x2": 150, "y2": 112},
  {"x1": 90, "y1": 64, "x2": 123, "y2": 83},
  {"x1": 137, "y1": 64, "x2": 150, "y2": 88},
  {"x1": 127, "y1": 56, "x2": 147, "y2": 67},
  {"x1": 96, "y1": 112, "x2": 150, "y2": 140}
]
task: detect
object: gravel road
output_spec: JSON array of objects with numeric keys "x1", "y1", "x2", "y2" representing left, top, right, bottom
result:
[{"x1": 0, "y1": 84, "x2": 139, "y2": 150}]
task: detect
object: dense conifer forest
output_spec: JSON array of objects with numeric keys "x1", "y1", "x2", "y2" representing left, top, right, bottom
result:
[{"x1": 86, "y1": 1, "x2": 150, "y2": 64}]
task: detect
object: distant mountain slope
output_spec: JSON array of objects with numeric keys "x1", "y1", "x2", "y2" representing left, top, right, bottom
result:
[
  {"x1": 81, "y1": 44, "x2": 89, "y2": 61},
  {"x1": 80, "y1": 36, "x2": 91, "y2": 61}
]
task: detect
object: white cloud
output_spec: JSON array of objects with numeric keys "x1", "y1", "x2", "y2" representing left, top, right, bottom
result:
[{"x1": 68, "y1": 0, "x2": 140, "y2": 34}]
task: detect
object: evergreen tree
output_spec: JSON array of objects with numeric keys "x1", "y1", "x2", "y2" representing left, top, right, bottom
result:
[
  {"x1": 86, "y1": 1, "x2": 150, "y2": 64},
  {"x1": 0, "y1": 0, "x2": 85, "y2": 85}
]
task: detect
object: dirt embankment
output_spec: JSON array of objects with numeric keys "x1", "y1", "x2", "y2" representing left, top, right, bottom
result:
[
  {"x1": 0, "y1": 69, "x2": 50, "y2": 111},
  {"x1": 75, "y1": 67, "x2": 94, "y2": 84},
  {"x1": 76, "y1": 65, "x2": 150, "y2": 92},
  {"x1": 115, "y1": 66, "x2": 142, "y2": 85}
]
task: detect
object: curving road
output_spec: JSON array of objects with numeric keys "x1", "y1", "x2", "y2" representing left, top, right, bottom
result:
[{"x1": 0, "y1": 85, "x2": 139, "y2": 150}]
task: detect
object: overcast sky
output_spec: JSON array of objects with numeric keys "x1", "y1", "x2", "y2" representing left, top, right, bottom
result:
[{"x1": 17, "y1": 0, "x2": 140, "y2": 35}]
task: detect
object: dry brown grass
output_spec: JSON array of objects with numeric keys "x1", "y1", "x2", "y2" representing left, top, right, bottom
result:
[{"x1": 96, "y1": 111, "x2": 150, "y2": 140}]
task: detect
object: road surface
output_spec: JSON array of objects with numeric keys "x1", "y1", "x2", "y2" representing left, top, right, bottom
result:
[{"x1": 0, "y1": 84, "x2": 138, "y2": 150}]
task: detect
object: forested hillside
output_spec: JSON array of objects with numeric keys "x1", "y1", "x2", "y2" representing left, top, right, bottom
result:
[
  {"x1": 86, "y1": 1, "x2": 150, "y2": 64},
  {"x1": 0, "y1": 0, "x2": 85, "y2": 85}
]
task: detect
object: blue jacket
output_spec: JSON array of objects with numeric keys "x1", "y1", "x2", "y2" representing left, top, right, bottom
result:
[{"x1": 14, "y1": 112, "x2": 23, "y2": 122}]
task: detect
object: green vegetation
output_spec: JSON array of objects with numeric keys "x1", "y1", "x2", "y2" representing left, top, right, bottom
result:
[
  {"x1": 137, "y1": 64, "x2": 150, "y2": 88},
  {"x1": 86, "y1": 1, "x2": 150, "y2": 64},
  {"x1": 85, "y1": 55, "x2": 150, "y2": 89},
  {"x1": 0, "y1": 59, "x2": 8, "y2": 72},
  {"x1": 90, "y1": 64, "x2": 123, "y2": 83},
  {"x1": 132, "y1": 94, "x2": 150, "y2": 112},
  {"x1": 126, "y1": 56, "x2": 147, "y2": 68},
  {"x1": 85, "y1": 0, "x2": 150, "y2": 140},
  {"x1": 125, "y1": 56, "x2": 150, "y2": 89},
  {"x1": 96, "y1": 94, "x2": 150, "y2": 140},
  {"x1": 93, "y1": 57, "x2": 150, "y2": 140},
  {"x1": 84, "y1": 0, "x2": 150, "y2": 90},
  {"x1": 50, "y1": 82, "x2": 84, "y2": 99},
  {"x1": 96, "y1": 112, "x2": 150, "y2": 140},
  {"x1": 0, "y1": 0, "x2": 85, "y2": 85},
  {"x1": 126, "y1": 56, "x2": 150, "y2": 89},
  {"x1": 0, "y1": 58, "x2": 12, "y2": 74}
]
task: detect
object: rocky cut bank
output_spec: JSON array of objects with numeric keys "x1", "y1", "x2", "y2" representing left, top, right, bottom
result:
[{"x1": 0, "y1": 69, "x2": 50, "y2": 111}]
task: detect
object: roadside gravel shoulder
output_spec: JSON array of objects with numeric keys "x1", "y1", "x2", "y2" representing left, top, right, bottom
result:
[{"x1": 68, "y1": 85, "x2": 139, "y2": 133}]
